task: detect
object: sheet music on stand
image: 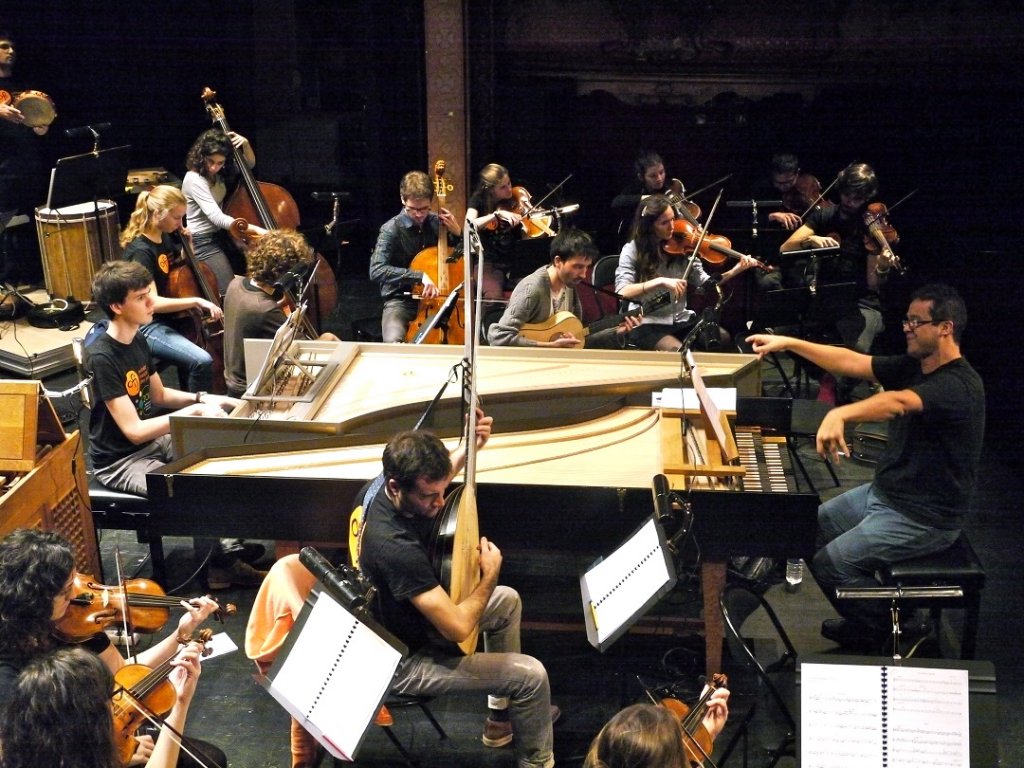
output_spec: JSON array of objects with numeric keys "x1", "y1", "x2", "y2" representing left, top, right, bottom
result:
[
  {"x1": 801, "y1": 661, "x2": 970, "y2": 768},
  {"x1": 261, "y1": 582, "x2": 406, "y2": 762},
  {"x1": 580, "y1": 515, "x2": 677, "y2": 651}
]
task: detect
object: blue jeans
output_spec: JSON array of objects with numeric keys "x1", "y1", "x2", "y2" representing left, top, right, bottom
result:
[
  {"x1": 811, "y1": 483, "x2": 960, "y2": 631},
  {"x1": 191, "y1": 233, "x2": 236, "y2": 296},
  {"x1": 139, "y1": 322, "x2": 213, "y2": 393},
  {"x1": 391, "y1": 586, "x2": 554, "y2": 768}
]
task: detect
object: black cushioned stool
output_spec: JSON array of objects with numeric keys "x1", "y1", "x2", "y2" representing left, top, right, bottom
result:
[
  {"x1": 87, "y1": 474, "x2": 166, "y2": 584},
  {"x1": 875, "y1": 533, "x2": 986, "y2": 659}
]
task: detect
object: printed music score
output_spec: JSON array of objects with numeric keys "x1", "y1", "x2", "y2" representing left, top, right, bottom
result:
[{"x1": 801, "y1": 662, "x2": 969, "y2": 768}]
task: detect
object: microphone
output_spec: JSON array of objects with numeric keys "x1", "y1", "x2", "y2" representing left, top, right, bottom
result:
[
  {"x1": 652, "y1": 474, "x2": 673, "y2": 522},
  {"x1": 64, "y1": 122, "x2": 111, "y2": 138},
  {"x1": 311, "y1": 190, "x2": 351, "y2": 202},
  {"x1": 299, "y1": 547, "x2": 368, "y2": 611}
]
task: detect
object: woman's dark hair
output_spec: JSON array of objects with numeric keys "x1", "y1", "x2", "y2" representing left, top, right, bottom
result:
[
  {"x1": 185, "y1": 128, "x2": 234, "y2": 175},
  {"x1": 629, "y1": 194, "x2": 673, "y2": 281},
  {"x1": 0, "y1": 529, "x2": 74, "y2": 664},
  {"x1": 0, "y1": 647, "x2": 120, "y2": 768}
]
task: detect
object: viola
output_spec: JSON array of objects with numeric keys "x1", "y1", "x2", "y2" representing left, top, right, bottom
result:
[
  {"x1": 661, "y1": 672, "x2": 729, "y2": 768},
  {"x1": 53, "y1": 573, "x2": 235, "y2": 643},
  {"x1": 664, "y1": 219, "x2": 774, "y2": 273},
  {"x1": 665, "y1": 177, "x2": 702, "y2": 222},
  {"x1": 862, "y1": 202, "x2": 905, "y2": 274},
  {"x1": 112, "y1": 630, "x2": 213, "y2": 766},
  {"x1": 781, "y1": 172, "x2": 835, "y2": 220}
]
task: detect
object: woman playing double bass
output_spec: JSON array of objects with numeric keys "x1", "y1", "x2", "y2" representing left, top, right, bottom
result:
[
  {"x1": 121, "y1": 185, "x2": 222, "y2": 394},
  {"x1": 369, "y1": 170, "x2": 461, "y2": 343},
  {"x1": 182, "y1": 128, "x2": 266, "y2": 295}
]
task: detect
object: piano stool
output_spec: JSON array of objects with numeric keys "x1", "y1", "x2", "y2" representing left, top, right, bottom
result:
[
  {"x1": 875, "y1": 532, "x2": 986, "y2": 659},
  {"x1": 87, "y1": 474, "x2": 167, "y2": 584}
]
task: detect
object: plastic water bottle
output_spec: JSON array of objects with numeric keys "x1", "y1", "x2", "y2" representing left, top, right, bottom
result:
[{"x1": 785, "y1": 558, "x2": 804, "y2": 592}]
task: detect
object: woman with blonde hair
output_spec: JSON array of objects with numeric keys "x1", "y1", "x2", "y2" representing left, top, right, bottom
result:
[{"x1": 120, "y1": 184, "x2": 222, "y2": 394}]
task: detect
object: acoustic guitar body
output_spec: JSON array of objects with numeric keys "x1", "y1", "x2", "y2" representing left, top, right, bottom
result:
[
  {"x1": 518, "y1": 311, "x2": 585, "y2": 345},
  {"x1": 429, "y1": 484, "x2": 481, "y2": 655}
]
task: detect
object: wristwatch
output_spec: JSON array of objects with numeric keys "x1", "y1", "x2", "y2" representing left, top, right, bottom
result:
[{"x1": 195, "y1": 391, "x2": 206, "y2": 404}]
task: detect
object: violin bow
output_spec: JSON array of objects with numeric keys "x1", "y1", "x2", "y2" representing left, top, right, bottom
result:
[
  {"x1": 682, "y1": 173, "x2": 733, "y2": 204},
  {"x1": 528, "y1": 173, "x2": 573, "y2": 211},
  {"x1": 799, "y1": 173, "x2": 840, "y2": 221},
  {"x1": 680, "y1": 188, "x2": 723, "y2": 282},
  {"x1": 112, "y1": 545, "x2": 137, "y2": 663}
]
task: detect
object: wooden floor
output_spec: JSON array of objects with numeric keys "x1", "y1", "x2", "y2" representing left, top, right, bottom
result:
[{"x1": 23, "y1": 271, "x2": 1022, "y2": 767}]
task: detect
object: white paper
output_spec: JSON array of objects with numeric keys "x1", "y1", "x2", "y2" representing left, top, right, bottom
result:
[
  {"x1": 652, "y1": 387, "x2": 737, "y2": 412},
  {"x1": 801, "y1": 663, "x2": 969, "y2": 768}
]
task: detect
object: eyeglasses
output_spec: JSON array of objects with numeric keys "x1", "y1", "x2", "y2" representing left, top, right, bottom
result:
[
  {"x1": 902, "y1": 317, "x2": 943, "y2": 330},
  {"x1": 404, "y1": 204, "x2": 431, "y2": 215}
]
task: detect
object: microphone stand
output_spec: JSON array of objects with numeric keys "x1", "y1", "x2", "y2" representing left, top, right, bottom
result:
[{"x1": 410, "y1": 282, "x2": 464, "y2": 345}]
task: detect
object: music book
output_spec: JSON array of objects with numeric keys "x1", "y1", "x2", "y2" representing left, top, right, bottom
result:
[
  {"x1": 262, "y1": 584, "x2": 406, "y2": 761},
  {"x1": 580, "y1": 516, "x2": 676, "y2": 651},
  {"x1": 801, "y1": 662, "x2": 970, "y2": 768}
]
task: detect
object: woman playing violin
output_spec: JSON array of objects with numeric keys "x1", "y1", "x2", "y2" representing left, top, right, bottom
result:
[
  {"x1": 615, "y1": 195, "x2": 757, "y2": 351},
  {"x1": 611, "y1": 150, "x2": 680, "y2": 244},
  {"x1": 464, "y1": 163, "x2": 525, "y2": 301},
  {"x1": 583, "y1": 690, "x2": 730, "y2": 768},
  {"x1": 780, "y1": 162, "x2": 893, "y2": 404},
  {"x1": 121, "y1": 185, "x2": 221, "y2": 394},
  {"x1": 182, "y1": 128, "x2": 266, "y2": 295},
  {"x1": 0, "y1": 646, "x2": 202, "y2": 768},
  {"x1": 0, "y1": 529, "x2": 226, "y2": 767}
]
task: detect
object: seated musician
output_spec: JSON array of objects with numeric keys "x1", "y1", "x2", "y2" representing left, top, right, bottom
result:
[
  {"x1": 87, "y1": 261, "x2": 264, "y2": 590},
  {"x1": 487, "y1": 227, "x2": 638, "y2": 347},
  {"x1": 355, "y1": 416, "x2": 557, "y2": 767},
  {"x1": 583, "y1": 695, "x2": 730, "y2": 768},
  {"x1": 750, "y1": 152, "x2": 813, "y2": 293},
  {"x1": 615, "y1": 195, "x2": 756, "y2": 351},
  {"x1": 610, "y1": 150, "x2": 677, "y2": 246},
  {"x1": 223, "y1": 228, "x2": 339, "y2": 398},
  {"x1": 0, "y1": 529, "x2": 225, "y2": 767},
  {"x1": 464, "y1": 163, "x2": 529, "y2": 304},
  {"x1": 369, "y1": 170, "x2": 461, "y2": 343},
  {"x1": 121, "y1": 185, "x2": 221, "y2": 394},
  {"x1": 747, "y1": 284, "x2": 984, "y2": 653},
  {"x1": 779, "y1": 162, "x2": 898, "y2": 404}
]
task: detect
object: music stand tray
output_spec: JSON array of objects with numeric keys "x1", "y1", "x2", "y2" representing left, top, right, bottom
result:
[{"x1": 44, "y1": 145, "x2": 131, "y2": 212}]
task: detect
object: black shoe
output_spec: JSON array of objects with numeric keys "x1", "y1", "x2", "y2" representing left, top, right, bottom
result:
[{"x1": 820, "y1": 618, "x2": 884, "y2": 653}]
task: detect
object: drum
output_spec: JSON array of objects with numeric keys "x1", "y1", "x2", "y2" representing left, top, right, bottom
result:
[
  {"x1": 35, "y1": 201, "x2": 122, "y2": 301},
  {"x1": 12, "y1": 90, "x2": 57, "y2": 128}
]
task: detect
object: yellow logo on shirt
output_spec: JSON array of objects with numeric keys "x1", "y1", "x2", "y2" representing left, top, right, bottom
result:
[
  {"x1": 158, "y1": 253, "x2": 170, "y2": 274},
  {"x1": 125, "y1": 370, "x2": 141, "y2": 397}
]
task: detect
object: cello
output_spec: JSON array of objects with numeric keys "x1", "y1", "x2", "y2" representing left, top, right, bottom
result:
[
  {"x1": 200, "y1": 87, "x2": 338, "y2": 334},
  {"x1": 405, "y1": 160, "x2": 466, "y2": 345},
  {"x1": 165, "y1": 231, "x2": 227, "y2": 393}
]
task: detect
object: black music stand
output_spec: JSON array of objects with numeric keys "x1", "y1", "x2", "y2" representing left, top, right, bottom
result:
[{"x1": 44, "y1": 145, "x2": 130, "y2": 211}]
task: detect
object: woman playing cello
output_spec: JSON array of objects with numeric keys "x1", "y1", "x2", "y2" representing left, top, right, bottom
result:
[
  {"x1": 182, "y1": 128, "x2": 266, "y2": 295},
  {"x1": 120, "y1": 185, "x2": 221, "y2": 394},
  {"x1": 615, "y1": 195, "x2": 757, "y2": 351},
  {"x1": 369, "y1": 170, "x2": 462, "y2": 343}
]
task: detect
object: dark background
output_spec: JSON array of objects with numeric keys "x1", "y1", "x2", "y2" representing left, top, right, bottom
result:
[{"x1": 6, "y1": 0, "x2": 1019, "y2": 439}]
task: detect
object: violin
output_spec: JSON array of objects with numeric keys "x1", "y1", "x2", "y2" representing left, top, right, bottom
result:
[
  {"x1": 493, "y1": 186, "x2": 578, "y2": 239},
  {"x1": 53, "y1": 573, "x2": 235, "y2": 643},
  {"x1": 781, "y1": 172, "x2": 835, "y2": 220},
  {"x1": 664, "y1": 218, "x2": 774, "y2": 273},
  {"x1": 862, "y1": 202, "x2": 905, "y2": 274},
  {"x1": 665, "y1": 177, "x2": 702, "y2": 222},
  {"x1": 112, "y1": 630, "x2": 213, "y2": 766},
  {"x1": 661, "y1": 672, "x2": 729, "y2": 768}
]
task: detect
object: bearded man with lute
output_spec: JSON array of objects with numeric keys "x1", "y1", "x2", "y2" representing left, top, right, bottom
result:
[{"x1": 353, "y1": 411, "x2": 558, "y2": 767}]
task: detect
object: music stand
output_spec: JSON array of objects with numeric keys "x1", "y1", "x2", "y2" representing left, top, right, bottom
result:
[{"x1": 44, "y1": 145, "x2": 130, "y2": 211}]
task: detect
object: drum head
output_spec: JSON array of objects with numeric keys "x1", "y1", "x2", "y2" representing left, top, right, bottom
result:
[{"x1": 13, "y1": 91, "x2": 56, "y2": 128}]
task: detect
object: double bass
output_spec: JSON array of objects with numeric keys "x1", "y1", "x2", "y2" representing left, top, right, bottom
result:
[
  {"x1": 405, "y1": 160, "x2": 466, "y2": 345},
  {"x1": 200, "y1": 87, "x2": 337, "y2": 334}
]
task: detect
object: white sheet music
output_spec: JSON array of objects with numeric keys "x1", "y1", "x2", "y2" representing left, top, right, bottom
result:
[
  {"x1": 801, "y1": 663, "x2": 969, "y2": 768},
  {"x1": 266, "y1": 591, "x2": 402, "y2": 761},
  {"x1": 582, "y1": 518, "x2": 674, "y2": 647}
]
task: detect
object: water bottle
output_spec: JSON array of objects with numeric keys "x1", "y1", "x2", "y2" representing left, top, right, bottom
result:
[{"x1": 785, "y1": 558, "x2": 804, "y2": 592}]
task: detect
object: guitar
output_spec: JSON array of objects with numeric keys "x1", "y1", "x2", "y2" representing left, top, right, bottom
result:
[{"x1": 519, "y1": 290, "x2": 671, "y2": 346}]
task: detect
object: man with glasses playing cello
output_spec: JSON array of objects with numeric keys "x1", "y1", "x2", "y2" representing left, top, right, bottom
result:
[{"x1": 746, "y1": 284, "x2": 984, "y2": 653}]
